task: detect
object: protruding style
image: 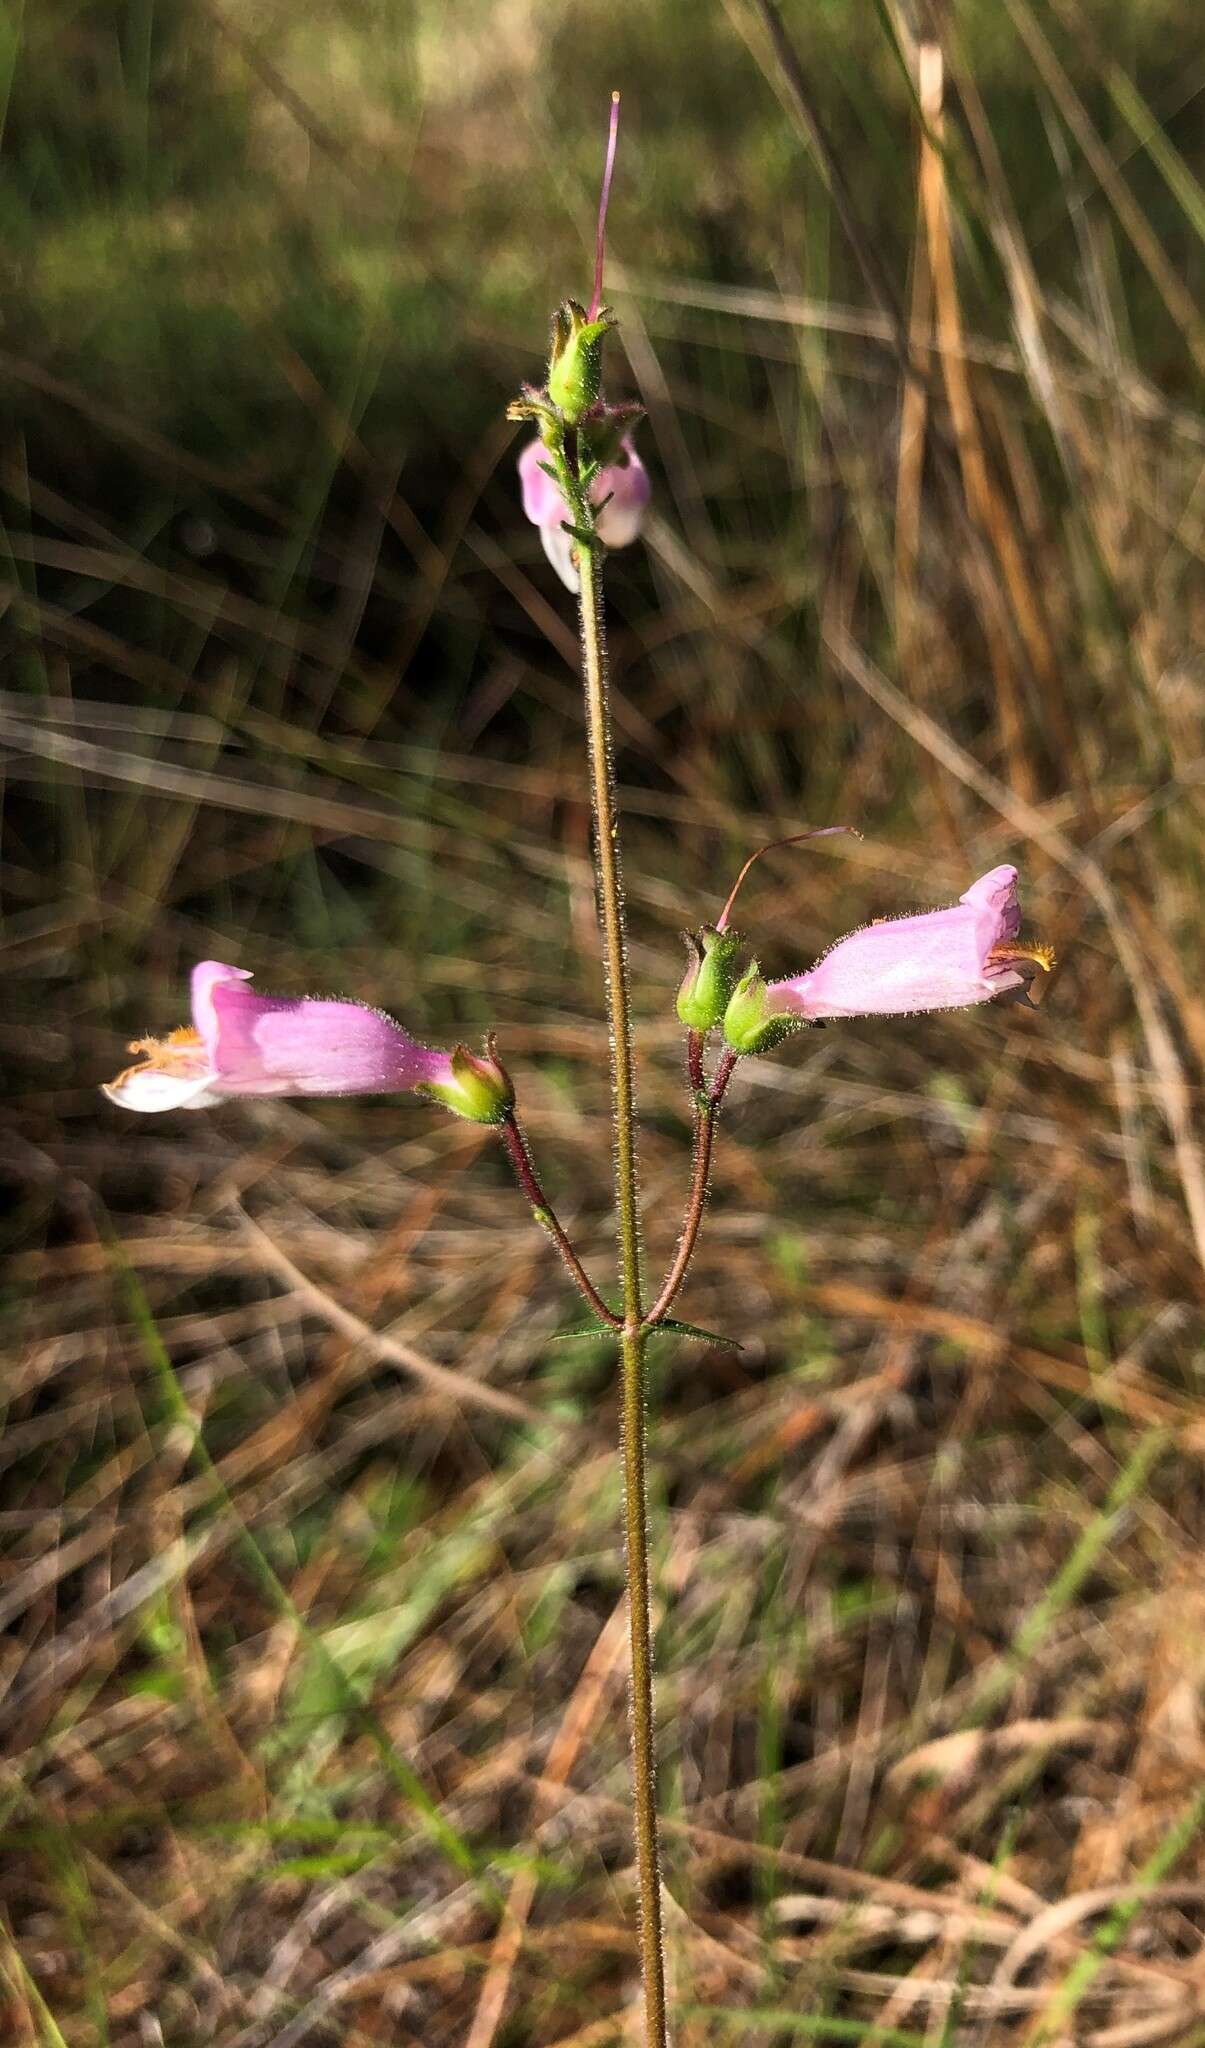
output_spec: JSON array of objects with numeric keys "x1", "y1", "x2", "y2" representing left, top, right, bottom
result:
[
  {"x1": 512, "y1": 92, "x2": 650, "y2": 592},
  {"x1": 588, "y1": 91, "x2": 622, "y2": 323}
]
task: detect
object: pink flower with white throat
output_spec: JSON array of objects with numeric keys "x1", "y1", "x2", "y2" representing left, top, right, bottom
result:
[
  {"x1": 517, "y1": 434, "x2": 650, "y2": 592},
  {"x1": 103, "y1": 961, "x2": 513, "y2": 1123}
]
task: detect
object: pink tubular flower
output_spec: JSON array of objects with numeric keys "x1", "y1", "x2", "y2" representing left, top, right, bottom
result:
[
  {"x1": 517, "y1": 434, "x2": 650, "y2": 592},
  {"x1": 772, "y1": 866, "x2": 1053, "y2": 1022},
  {"x1": 103, "y1": 961, "x2": 457, "y2": 1113}
]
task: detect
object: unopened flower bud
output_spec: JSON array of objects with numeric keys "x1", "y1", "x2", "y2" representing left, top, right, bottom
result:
[
  {"x1": 419, "y1": 1036, "x2": 514, "y2": 1125},
  {"x1": 548, "y1": 299, "x2": 612, "y2": 425},
  {"x1": 721, "y1": 964, "x2": 800, "y2": 1057},
  {"x1": 676, "y1": 925, "x2": 743, "y2": 1032}
]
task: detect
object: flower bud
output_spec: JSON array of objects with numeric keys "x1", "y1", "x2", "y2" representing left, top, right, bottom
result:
[
  {"x1": 721, "y1": 964, "x2": 800, "y2": 1057},
  {"x1": 547, "y1": 299, "x2": 612, "y2": 425},
  {"x1": 676, "y1": 925, "x2": 743, "y2": 1032},
  {"x1": 418, "y1": 1036, "x2": 515, "y2": 1125}
]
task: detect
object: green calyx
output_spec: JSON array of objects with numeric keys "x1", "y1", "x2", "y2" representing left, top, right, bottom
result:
[
  {"x1": 419, "y1": 1036, "x2": 515, "y2": 1125},
  {"x1": 547, "y1": 299, "x2": 612, "y2": 425},
  {"x1": 721, "y1": 963, "x2": 800, "y2": 1057},
  {"x1": 676, "y1": 924, "x2": 744, "y2": 1032},
  {"x1": 506, "y1": 387, "x2": 561, "y2": 435}
]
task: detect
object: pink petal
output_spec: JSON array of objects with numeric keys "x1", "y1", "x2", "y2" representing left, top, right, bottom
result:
[
  {"x1": 517, "y1": 439, "x2": 566, "y2": 528},
  {"x1": 593, "y1": 440, "x2": 650, "y2": 548},
  {"x1": 960, "y1": 863, "x2": 1022, "y2": 955},
  {"x1": 191, "y1": 961, "x2": 253, "y2": 1058}
]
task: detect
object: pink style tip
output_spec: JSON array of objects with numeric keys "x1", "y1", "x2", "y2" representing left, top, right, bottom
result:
[
  {"x1": 517, "y1": 435, "x2": 650, "y2": 592},
  {"x1": 103, "y1": 961, "x2": 452, "y2": 1112},
  {"x1": 588, "y1": 91, "x2": 622, "y2": 323},
  {"x1": 770, "y1": 866, "x2": 1053, "y2": 1021}
]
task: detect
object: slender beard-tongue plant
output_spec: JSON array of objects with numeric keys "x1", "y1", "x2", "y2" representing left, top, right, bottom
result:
[{"x1": 104, "y1": 93, "x2": 1057, "y2": 2048}]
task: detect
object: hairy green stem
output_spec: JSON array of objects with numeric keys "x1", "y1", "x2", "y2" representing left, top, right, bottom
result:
[
  {"x1": 576, "y1": 551, "x2": 643, "y2": 1324},
  {"x1": 619, "y1": 1324, "x2": 666, "y2": 2046},
  {"x1": 574, "y1": 513, "x2": 669, "y2": 2048}
]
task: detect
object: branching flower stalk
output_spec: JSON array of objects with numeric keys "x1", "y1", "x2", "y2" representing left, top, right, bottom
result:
[
  {"x1": 103, "y1": 92, "x2": 1057, "y2": 2048},
  {"x1": 496, "y1": 1110, "x2": 621, "y2": 1328},
  {"x1": 646, "y1": 1042, "x2": 738, "y2": 1328}
]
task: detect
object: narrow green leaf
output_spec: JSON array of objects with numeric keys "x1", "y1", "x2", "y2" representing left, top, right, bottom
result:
[{"x1": 652, "y1": 1318, "x2": 742, "y2": 1348}]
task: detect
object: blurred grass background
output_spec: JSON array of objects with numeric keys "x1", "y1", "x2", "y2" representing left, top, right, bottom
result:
[{"x1": 2, "y1": 0, "x2": 1205, "y2": 2042}]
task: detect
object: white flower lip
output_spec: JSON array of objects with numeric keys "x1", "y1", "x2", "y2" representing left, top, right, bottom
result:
[
  {"x1": 102, "y1": 1065, "x2": 221, "y2": 1112},
  {"x1": 540, "y1": 516, "x2": 581, "y2": 592}
]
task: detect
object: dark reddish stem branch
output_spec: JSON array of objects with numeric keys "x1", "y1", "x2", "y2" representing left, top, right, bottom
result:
[
  {"x1": 644, "y1": 1047, "x2": 739, "y2": 1329},
  {"x1": 497, "y1": 1113, "x2": 620, "y2": 1327},
  {"x1": 714, "y1": 824, "x2": 859, "y2": 935},
  {"x1": 686, "y1": 1027, "x2": 706, "y2": 1096}
]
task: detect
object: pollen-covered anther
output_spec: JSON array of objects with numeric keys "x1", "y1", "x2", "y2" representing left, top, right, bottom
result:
[
  {"x1": 987, "y1": 940, "x2": 1056, "y2": 972},
  {"x1": 122, "y1": 1027, "x2": 211, "y2": 1073}
]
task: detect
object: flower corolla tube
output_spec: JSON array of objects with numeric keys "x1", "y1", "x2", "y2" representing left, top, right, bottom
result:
[{"x1": 773, "y1": 866, "x2": 1053, "y2": 1021}]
